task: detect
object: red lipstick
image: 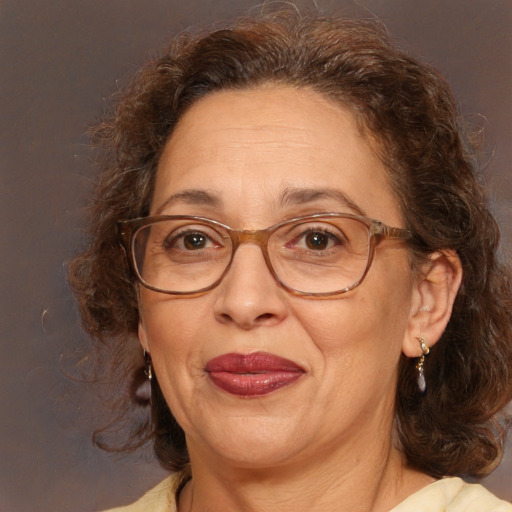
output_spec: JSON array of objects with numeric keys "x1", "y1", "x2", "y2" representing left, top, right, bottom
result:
[{"x1": 205, "y1": 352, "x2": 305, "y2": 397}]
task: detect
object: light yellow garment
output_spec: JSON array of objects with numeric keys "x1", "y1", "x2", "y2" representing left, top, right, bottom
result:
[
  {"x1": 103, "y1": 473, "x2": 512, "y2": 512},
  {"x1": 390, "y1": 477, "x2": 511, "y2": 512},
  {"x1": 104, "y1": 474, "x2": 180, "y2": 512}
]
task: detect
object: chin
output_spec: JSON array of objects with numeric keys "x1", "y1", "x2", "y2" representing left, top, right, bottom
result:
[{"x1": 188, "y1": 415, "x2": 312, "y2": 469}]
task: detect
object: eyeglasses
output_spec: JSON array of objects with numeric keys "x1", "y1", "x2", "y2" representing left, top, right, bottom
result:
[{"x1": 118, "y1": 213, "x2": 411, "y2": 297}]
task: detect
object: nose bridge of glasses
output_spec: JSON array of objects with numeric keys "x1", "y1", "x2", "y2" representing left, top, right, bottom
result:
[
  {"x1": 228, "y1": 228, "x2": 275, "y2": 276},
  {"x1": 230, "y1": 228, "x2": 271, "y2": 249}
]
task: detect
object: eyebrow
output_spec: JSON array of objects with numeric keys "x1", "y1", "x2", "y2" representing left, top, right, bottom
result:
[
  {"x1": 154, "y1": 186, "x2": 366, "y2": 217},
  {"x1": 154, "y1": 189, "x2": 222, "y2": 214},
  {"x1": 279, "y1": 187, "x2": 367, "y2": 216}
]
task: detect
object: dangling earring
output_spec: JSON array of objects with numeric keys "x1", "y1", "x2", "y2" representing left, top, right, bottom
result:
[
  {"x1": 144, "y1": 350, "x2": 153, "y2": 380},
  {"x1": 415, "y1": 337, "x2": 430, "y2": 393}
]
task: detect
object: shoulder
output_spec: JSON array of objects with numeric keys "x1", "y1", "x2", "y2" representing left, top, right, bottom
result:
[
  {"x1": 101, "y1": 473, "x2": 182, "y2": 512},
  {"x1": 391, "y1": 477, "x2": 512, "y2": 512}
]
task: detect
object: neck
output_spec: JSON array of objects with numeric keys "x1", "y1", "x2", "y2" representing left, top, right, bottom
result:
[{"x1": 179, "y1": 436, "x2": 433, "y2": 512}]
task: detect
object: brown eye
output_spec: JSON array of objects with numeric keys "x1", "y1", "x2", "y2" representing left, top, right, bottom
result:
[
  {"x1": 305, "y1": 232, "x2": 330, "y2": 250},
  {"x1": 283, "y1": 223, "x2": 345, "y2": 254},
  {"x1": 183, "y1": 233, "x2": 208, "y2": 250},
  {"x1": 163, "y1": 227, "x2": 220, "y2": 252}
]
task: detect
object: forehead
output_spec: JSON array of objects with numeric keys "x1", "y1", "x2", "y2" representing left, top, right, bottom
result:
[{"x1": 152, "y1": 86, "x2": 401, "y2": 226}]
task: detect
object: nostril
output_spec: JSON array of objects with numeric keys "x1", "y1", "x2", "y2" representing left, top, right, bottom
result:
[{"x1": 256, "y1": 313, "x2": 274, "y2": 322}]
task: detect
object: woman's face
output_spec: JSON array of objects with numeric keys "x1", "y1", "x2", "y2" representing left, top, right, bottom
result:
[{"x1": 138, "y1": 86, "x2": 418, "y2": 469}]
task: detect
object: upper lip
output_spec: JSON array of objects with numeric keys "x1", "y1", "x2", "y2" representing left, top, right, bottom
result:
[{"x1": 205, "y1": 352, "x2": 305, "y2": 373}]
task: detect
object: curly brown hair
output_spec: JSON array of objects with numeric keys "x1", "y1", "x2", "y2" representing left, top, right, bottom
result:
[{"x1": 69, "y1": 11, "x2": 512, "y2": 478}]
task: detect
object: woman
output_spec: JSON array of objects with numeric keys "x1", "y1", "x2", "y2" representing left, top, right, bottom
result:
[{"x1": 69, "y1": 11, "x2": 512, "y2": 512}]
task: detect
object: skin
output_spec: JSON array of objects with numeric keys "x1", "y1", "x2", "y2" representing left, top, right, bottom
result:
[{"x1": 138, "y1": 86, "x2": 462, "y2": 512}]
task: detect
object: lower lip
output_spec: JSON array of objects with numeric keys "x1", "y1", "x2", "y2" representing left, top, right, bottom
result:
[
  {"x1": 208, "y1": 371, "x2": 303, "y2": 396},
  {"x1": 205, "y1": 352, "x2": 305, "y2": 397}
]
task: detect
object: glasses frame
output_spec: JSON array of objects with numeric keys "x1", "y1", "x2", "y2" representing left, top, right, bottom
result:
[{"x1": 118, "y1": 213, "x2": 412, "y2": 297}]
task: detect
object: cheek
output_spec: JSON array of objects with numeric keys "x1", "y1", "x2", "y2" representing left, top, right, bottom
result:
[
  {"x1": 291, "y1": 261, "x2": 413, "y2": 371},
  {"x1": 140, "y1": 293, "x2": 203, "y2": 344},
  {"x1": 138, "y1": 295, "x2": 208, "y2": 381},
  {"x1": 297, "y1": 291, "x2": 410, "y2": 348}
]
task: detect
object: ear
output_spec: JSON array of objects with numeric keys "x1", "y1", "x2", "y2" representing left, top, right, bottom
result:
[
  {"x1": 138, "y1": 312, "x2": 150, "y2": 353},
  {"x1": 136, "y1": 287, "x2": 151, "y2": 353},
  {"x1": 402, "y1": 250, "x2": 462, "y2": 357}
]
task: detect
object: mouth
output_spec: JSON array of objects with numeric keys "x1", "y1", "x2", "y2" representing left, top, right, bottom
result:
[{"x1": 204, "y1": 352, "x2": 305, "y2": 397}]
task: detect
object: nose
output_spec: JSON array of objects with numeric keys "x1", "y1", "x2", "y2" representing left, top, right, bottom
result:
[{"x1": 212, "y1": 243, "x2": 288, "y2": 330}]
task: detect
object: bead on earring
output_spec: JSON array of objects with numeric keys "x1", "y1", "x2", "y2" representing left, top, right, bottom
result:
[{"x1": 415, "y1": 337, "x2": 430, "y2": 393}]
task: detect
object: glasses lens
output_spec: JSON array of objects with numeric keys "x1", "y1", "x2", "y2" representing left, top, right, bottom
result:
[
  {"x1": 133, "y1": 219, "x2": 232, "y2": 293},
  {"x1": 268, "y1": 216, "x2": 370, "y2": 294}
]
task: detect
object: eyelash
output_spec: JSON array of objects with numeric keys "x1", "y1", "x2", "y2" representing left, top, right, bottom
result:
[
  {"x1": 163, "y1": 228, "x2": 223, "y2": 251},
  {"x1": 159, "y1": 222, "x2": 348, "y2": 254},
  {"x1": 286, "y1": 226, "x2": 345, "y2": 251}
]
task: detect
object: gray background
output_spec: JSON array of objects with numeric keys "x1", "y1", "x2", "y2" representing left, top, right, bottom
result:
[{"x1": 1, "y1": 0, "x2": 511, "y2": 510}]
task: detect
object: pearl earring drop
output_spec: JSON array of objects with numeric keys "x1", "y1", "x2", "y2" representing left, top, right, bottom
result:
[{"x1": 415, "y1": 337, "x2": 430, "y2": 393}]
